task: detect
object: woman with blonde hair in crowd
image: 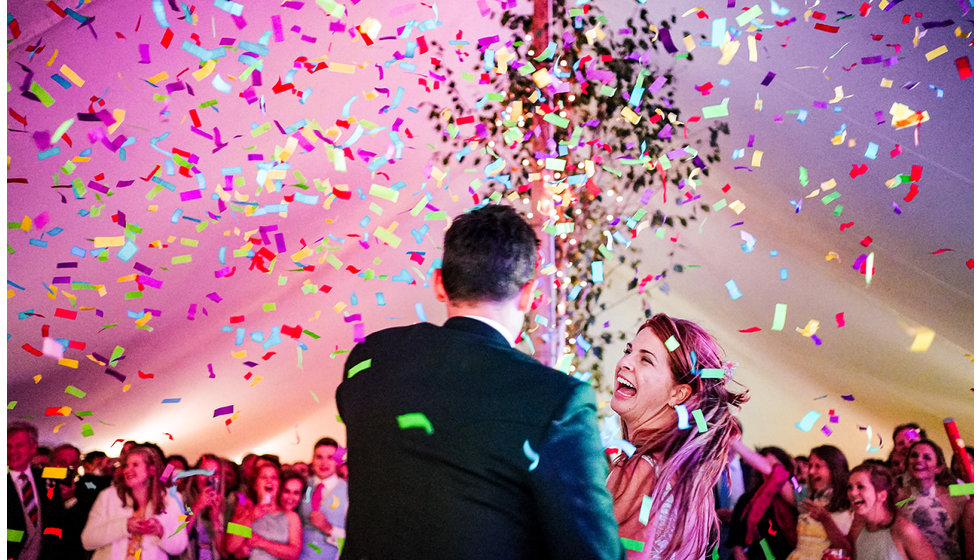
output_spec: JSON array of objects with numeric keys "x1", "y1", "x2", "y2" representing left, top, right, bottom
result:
[
  {"x1": 847, "y1": 462, "x2": 936, "y2": 560},
  {"x1": 82, "y1": 445, "x2": 188, "y2": 560},
  {"x1": 607, "y1": 313, "x2": 749, "y2": 560}
]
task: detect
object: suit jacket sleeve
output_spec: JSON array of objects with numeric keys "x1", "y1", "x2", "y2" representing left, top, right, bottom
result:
[{"x1": 530, "y1": 381, "x2": 625, "y2": 560}]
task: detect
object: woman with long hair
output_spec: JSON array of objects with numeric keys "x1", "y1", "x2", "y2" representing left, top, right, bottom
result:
[
  {"x1": 897, "y1": 439, "x2": 973, "y2": 560},
  {"x1": 179, "y1": 454, "x2": 227, "y2": 560},
  {"x1": 82, "y1": 445, "x2": 188, "y2": 560},
  {"x1": 223, "y1": 462, "x2": 302, "y2": 560},
  {"x1": 786, "y1": 445, "x2": 853, "y2": 560},
  {"x1": 847, "y1": 462, "x2": 936, "y2": 560},
  {"x1": 607, "y1": 313, "x2": 749, "y2": 560}
]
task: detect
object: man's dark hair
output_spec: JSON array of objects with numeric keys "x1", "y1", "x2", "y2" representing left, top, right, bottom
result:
[
  {"x1": 315, "y1": 437, "x2": 339, "y2": 450},
  {"x1": 84, "y1": 450, "x2": 108, "y2": 463},
  {"x1": 441, "y1": 204, "x2": 538, "y2": 302}
]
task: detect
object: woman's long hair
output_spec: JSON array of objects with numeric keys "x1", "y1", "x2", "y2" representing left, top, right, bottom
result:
[
  {"x1": 810, "y1": 445, "x2": 850, "y2": 513},
  {"x1": 627, "y1": 313, "x2": 750, "y2": 560},
  {"x1": 113, "y1": 445, "x2": 168, "y2": 515},
  {"x1": 182, "y1": 453, "x2": 225, "y2": 520}
]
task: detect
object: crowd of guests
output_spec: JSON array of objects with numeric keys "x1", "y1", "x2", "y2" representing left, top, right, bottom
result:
[
  {"x1": 7, "y1": 205, "x2": 975, "y2": 560},
  {"x1": 720, "y1": 423, "x2": 974, "y2": 560},
  {"x1": 8, "y1": 424, "x2": 348, "y2": 560}
]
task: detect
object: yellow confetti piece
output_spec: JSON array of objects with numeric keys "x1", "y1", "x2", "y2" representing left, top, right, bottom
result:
[
  {"x1": 46, "y1": 49, "x2": 59, "y2": 67},
  {"x1": 890, "y1": 102, "x2": 930, "y2": 129},
  {"x1": 41, "y1": 467, "x2": 68, "y2": 479},
  {"x1": 796, "y1": 319, "x2": 820, "y2": 337},
  {"x1": 747, "y1": 35, "x2": 758, "y2": 62},
  {"x1": 880, "y1": 78, "x2": 893, "y2": 88},
  {"x1": 718, "y1": 41, "x2": 740, "y2": 65},
  {"x1": 193, "y1": 60, "x2": 217, "y2": 81},
  {"x1": 751, "y1": 150, "x2": 764, "y2": 167},
  {"x1": 909, "y1": 327, "x2": 935, "y2": 353},
  {"x1": 147, "y1": 71, "x2": 169, "y2": 85},
  {"x1": 328, "y1": 63, "x2": 356, "y2": 74},
  {"x1": 620, "y1": 106, "x2": 641, "y2": 125},
  {"x1": 924, "y1": 45, "x2": 948, "y2": 61},
  {"x1": 135, "y1": 312, "x2": 153, "y2": 327},
  {"x1": 531, "y1": 67, "x2": 553, "y2": 88},
  {"x1": 58, "y1": 359, "x2": 79, "y2": 369},
  {"x1": 107, "y1": 109, "x2": 126, "y2": 135},
  {"x1": 59, "y1": 65, "x2": 85, "y2": 87},
  {"x1": 93, "y1": 236, "x2": 126, "y2": 248}
]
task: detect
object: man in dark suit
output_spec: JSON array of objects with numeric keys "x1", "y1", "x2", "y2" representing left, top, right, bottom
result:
[
  {"x1": 336, "y1": 204, "x2": 623, "y2": 560},
  {"x1": 7, "y1": 421, "x2": 65, "y2": 560}
]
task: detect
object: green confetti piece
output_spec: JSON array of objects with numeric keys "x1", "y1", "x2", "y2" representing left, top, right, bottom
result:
[
  {"x1": 76, "y1": 411, "x2": 93, "y2": 417},
  {"x1": 306, "y1": 542, "x2": 323, "y2": 554},
  {"x1": 8, "y1": 401, "x2": 18, "y2": 409},
  {"x1": 772, "y1": 303, "x2": 788, "y2": 331},
  {"x1": 621, "y1": 538, "x2": 644, "y2": 552},
  {"x1": 760, "y1": 539, "x2": 775, "y2": 560},
  {"x1": 123, "y1": 291, "x2": 144, "y2": 299},
  {"x1": 346, "y1": 358, "x2": 372, "y2": 378},
  {"x1": 700, "y1": 368, "x2": 724, "y2": 379},
  {"x1": 80, "y1": 423, "x2": 94, "y2": 437},
  {"x1": 701, "y1": 97, "x2": 730, "y2": 119},
  {"x1": 109, "y1": 345, "x2": 125, "y2": 366},
  {"x1": 799, "y1": 166, "x2": 809, "y2": 187},
  {"x1": 65, "y1": 385, "x2": 86, "y2": 398},
  {"x1": 424, "y1": 211, "x2": 447, "y2": 221},
  {"x1": 30, "y1": 82, "x2": 55, "y2": 107},
  {"x1": 7, "y1": 529, "x2": 24, "y2": 543},
  {"x1": 735, "y1": 4, "x2": 763, "y2": 26},
  {"x1": 397, "y1": 412, "x2": 434, "y2": 435},
  {"x1": 821, "y1": 191, "x2": 841, "y2": 205},
  {"x1": 663, "y1": 335, "x2": 680, "y2": 352},
  {"x1": 692, "y1": 409, "x2": 708, "y2": 432},
  {"x1": 950, "y1": 483, "x2": 974, "y2": 496},
  {"x1": 171, "y1": 254, "x2": 192, "y2": 264},
  {"x1": 639, "y1": 495, "x2": 654, "y2": 525},
  {"x1": 226, "y1": 522, "x2": 252, "y2": 538},
  {"x1": 895, "y1": 496, "x2": 913, "y2": 508},
  {"x1": 262, "y1": 302, "x2": 277, "y2": 311}
]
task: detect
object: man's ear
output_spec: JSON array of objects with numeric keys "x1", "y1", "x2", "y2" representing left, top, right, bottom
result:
[
  {"x1": 517, "y1": 280, "x2": 535, "y2": 313},
  {"x1": 433, "y1": 268, "x2": 449, "y2": 302},
  {"x1": 669, "y1": 383, "x2": 693, "y2": 406}
]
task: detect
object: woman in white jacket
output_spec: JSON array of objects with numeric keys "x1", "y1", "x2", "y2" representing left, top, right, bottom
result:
[{"x1": 82, "y1": 445, "x2": 188, "y2": 560}]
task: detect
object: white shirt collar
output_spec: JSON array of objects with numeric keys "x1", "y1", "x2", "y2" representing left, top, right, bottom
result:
[{"x1": 462, "y1": 315, "x2": 516, "y2": 347}]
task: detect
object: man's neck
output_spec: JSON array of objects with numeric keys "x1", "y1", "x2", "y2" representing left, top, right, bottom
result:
[{"x1": 445, "y1": 299, "x2": 522, "y2": 338}]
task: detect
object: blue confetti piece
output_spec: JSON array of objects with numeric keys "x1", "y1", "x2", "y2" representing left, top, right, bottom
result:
[
  {"x1": 522, "y1": 440, "x2": 540, "y2": 471},
  {"x1": 675, "y1": 404, "x2": 691, "y2": 430},
  {"x1": 795, "y1": 410, "x2": 821, "y2": 432},
  {"x1": 414, "y1": 302, "x2": 427, "y2": 322},
  {"x1": 724, "y1": 279, "x2": 743, "y2": 300}
]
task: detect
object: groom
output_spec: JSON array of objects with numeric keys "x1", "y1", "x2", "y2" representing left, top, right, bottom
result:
[{"x1": 336, "y1": 204, "x2": 623, "y2": 560}]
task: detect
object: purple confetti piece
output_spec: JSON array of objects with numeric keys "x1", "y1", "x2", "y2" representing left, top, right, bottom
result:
[
  {"x1": 841, "y1": 395, "x2": 855, "y2": 401},
  {"x1": 821, "y1": 425, "x2": 833, "y2": 436},
  {"x1": 213, "y1": 405, "x2": 234, "y2": 417},
  {"x1": 761, "y1": 71, "x2": 775, "y2": 86}
]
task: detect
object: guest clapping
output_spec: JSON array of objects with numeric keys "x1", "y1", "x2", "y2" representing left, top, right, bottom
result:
[
  {"x1": 786, "y1": 446, "x2": 852, "y2": 560},
  {"x1": 606, "y1": 313, "x2": 748, "y2": 560}
]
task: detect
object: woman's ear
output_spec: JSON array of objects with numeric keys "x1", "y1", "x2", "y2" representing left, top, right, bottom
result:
[{"x1": 670, "y1": 383, "x2": 693, "y2": 406}]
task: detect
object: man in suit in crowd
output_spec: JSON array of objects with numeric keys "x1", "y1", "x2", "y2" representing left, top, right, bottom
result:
[
  {"x1": 7, "y1": 421, "x2": 65, "y2": 560},
  {"x1": 336, "y1": 203, "x2": 623, "y2": 560},
  {"x1": 298, "y1": 437, "x2": 348, "y2": 560}
]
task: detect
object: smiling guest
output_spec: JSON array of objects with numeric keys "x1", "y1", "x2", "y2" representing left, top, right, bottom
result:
[
  {"x1": 298, "y1": 438, "x2": 347, "y2": 560},
  {"x1": 896, "y1": 440, "x2": 973, "y2": 560},
  {"x1": 847, "y1": 462, "x2": 936, "y2": 560},
  {"x1": 786, "y1": 446, "x2": 853, "y2": 560},
  {"x1": 606, "y1": 313, "x2": 749, "y2": 560},
  {"x1": 224, "y1": 463, "x2": 302, "y2": 560},
  {"x1": 81, "y1": 445, "x2": 188, "y2": 560}
]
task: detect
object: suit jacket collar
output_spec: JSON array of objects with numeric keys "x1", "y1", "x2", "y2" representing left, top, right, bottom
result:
[{"x1": 443, "y1": 316, "x2": 512, "y2": 349}]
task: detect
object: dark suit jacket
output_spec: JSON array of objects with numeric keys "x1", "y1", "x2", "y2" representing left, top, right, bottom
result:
[
  {"x1": 336, "y1": 317, "x2": 623, "y2": 560},
  {"x1": 7, "y1": 467, "x2": 65, "y2": 560}
]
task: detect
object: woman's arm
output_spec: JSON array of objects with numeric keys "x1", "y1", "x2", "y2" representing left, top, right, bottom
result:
[
  {"x1": 805, "y1": 501, "x2": 852, "y2": 554},
  {"x1": 251, "y1": 510, "x2": 302, "y2": 560},
  {"x1": 222, "y1": 502, "x2": 253, "y2": 559},
  {"x1": 731, "y1": 439, "x2": 774, "y2": 477},
  {"x1": 81, "y1": 488, "x2": 131, "y2": 551},
  {"x1": 893, "y1": 516, "x2": 938, "y2": 560}
]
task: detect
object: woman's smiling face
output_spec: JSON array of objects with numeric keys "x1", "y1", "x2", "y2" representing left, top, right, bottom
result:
[{"x1": 611, "y1": 327, "x2": 685, "y2": 434}]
